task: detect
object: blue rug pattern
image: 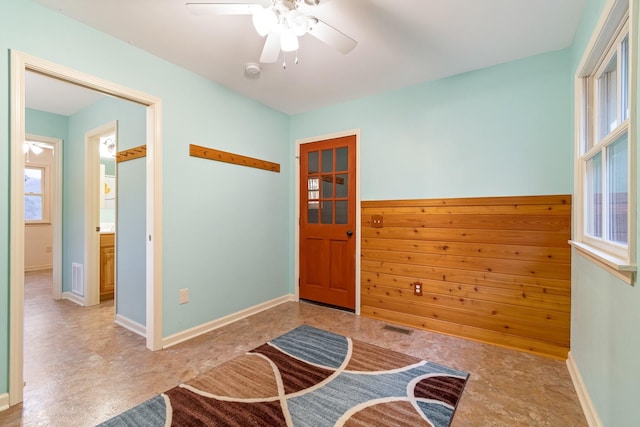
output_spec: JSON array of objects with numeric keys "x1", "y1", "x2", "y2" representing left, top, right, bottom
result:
[{"x1": 99, "y1": 325, "x2": 469, "y2": 426}]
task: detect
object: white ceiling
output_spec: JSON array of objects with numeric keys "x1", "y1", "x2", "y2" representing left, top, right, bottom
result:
[
  {"x1": 31, "y1": 0, "x2": 587, "y2": 115},
  {"x1": 26, "y1": 72, "x2": 107, "y2": 116}
]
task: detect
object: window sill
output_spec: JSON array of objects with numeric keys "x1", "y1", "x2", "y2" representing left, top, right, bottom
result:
[{"x1": 569, "y1": 240, "x2": 635, "y2": 285}]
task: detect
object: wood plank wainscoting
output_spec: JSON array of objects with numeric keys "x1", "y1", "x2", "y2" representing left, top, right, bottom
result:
[{"x1": 361, "y1": 195, "x2": 571, "y2": 359}]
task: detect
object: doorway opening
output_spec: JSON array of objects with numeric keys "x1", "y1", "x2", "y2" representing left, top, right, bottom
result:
[
  {"x1": 83, "y1": 121, "x2": 120, "y2": 307},
  {"x1": 23, "y1": 134, "x2": 62, "y2": 302},
  {"x1": 99, "y1": 131, "x2": 117, "y2": 302},
  {"x1": 9, "y1": 50, "x2": 164, "y2": 407}
]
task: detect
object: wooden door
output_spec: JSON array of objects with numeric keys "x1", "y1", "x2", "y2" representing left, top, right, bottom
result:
[{"x1": 300, "y1": 135, "x2": 356, "y2": 310}]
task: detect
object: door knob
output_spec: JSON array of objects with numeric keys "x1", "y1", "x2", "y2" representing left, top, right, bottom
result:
[{"x1": 346, "y1": 230, "x2": 353, "y2": 237}]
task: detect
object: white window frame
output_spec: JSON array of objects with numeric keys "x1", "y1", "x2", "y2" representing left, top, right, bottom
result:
[
  {"x1": 24, "y1": 163, "x2": 51, "y2": 225},
  {"x1": 571, "y1": 0, "x2": 637, "y2": 284}
]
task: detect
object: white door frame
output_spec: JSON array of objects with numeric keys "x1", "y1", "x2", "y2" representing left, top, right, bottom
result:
[
  {"x1": 9, "y1": 50, "x2": 164, "y2": 406},
  {"x1": 85, "y1": 122, "x2": 117, "y2": 306},
  {"x1": 25, "y1": 134, "x2": 63, "y2": 300},
  {"x1": 294, "y1": 129, "x2": 362, "y2": 314}
]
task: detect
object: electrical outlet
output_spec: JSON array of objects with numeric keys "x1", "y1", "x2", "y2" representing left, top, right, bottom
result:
[
  {"x1": 372, "y1": 215, "x2": 384, "y2": 228},
  {"x1": 413, "y1": 282, "x2": 423, "y2": 296},
  {"x1": 179, "y1": 288, "x2": 189, "y2": 304}
]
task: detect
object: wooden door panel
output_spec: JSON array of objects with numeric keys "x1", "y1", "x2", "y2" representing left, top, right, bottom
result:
[
  {"x1": 329, "y1": 240, "x2": 348, "y2": 291},
  {"x1": 302, "y1": 237, "x2": 324, "y2": 286},
  {"x1": 300, "y1": 135, "x2": 356, "y2": 310}
]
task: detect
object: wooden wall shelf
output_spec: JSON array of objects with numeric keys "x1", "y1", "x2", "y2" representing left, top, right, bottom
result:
[{"x1": 189, "y1": 144, "x2": 280, "y2": 173}]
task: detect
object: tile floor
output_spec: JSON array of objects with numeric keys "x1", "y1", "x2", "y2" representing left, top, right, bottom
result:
[{"x1": 0, "y1": 270, "x2": 587, "y2": 426}]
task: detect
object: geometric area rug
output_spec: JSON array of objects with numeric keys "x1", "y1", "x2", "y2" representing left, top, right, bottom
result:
[{"x1": 98, "y1": 325, "x2": 469, "y2": 426}]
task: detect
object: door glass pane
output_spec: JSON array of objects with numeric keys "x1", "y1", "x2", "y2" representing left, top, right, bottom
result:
[
  {"x1": 607, "y1": 133, "x2": 628, "y2": 243},
  {"x1": 321, "y1": 175, "x2": 333, "y2": 198},
  {"x1": 321, "y1": 149, "x2": 333, "y2": 173},
  {"x1": 307, "y1": 204, "x2": 319, "y2": 224},
  {"x1": 336, "y1": 147, "x2": 348, "y2": 171},
  {"x1": 25, "y1": 195, "x2": 43, "y2": 220},
  {"x1": 308, "y1": 177, "x2": 319, "y2": 198},
  {"x1": 308, "y1": 151, "x2": 318, "y2": 174},
  {"x1": 336, "y1": 201, "x2": 348, "y2": 224},
  {"x1": 335, "y1": 174, "x2": 348, "y2": 198},
  {"x1": 307, "y1": 177, "x2": 319, "y2": 223},
  {"x1": 321, "y1": 201, "x2": 333, "y2": 224},
  {"x1": 585, "y1": 153, "x2": 603, "y2": 238},
  {"x1": 597, "y1": 54, "x2": 618, "y2": 139}
]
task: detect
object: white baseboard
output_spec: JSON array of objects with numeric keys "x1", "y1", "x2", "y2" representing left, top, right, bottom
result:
[
  {"x1": 24, "y1": 264, "x2": 53, "y2": 272},
  {"x1": 62, "y1": 291, "x2": 85, "y2": 306},
  {"x1": 567, "y1": 352, "x2": 603, "y2": 427},
  {"x1": 0, "y1": 393, "x2": 9, "y2": 412},
  {"x1": 163, "y1": 294, "x2": 296, "y2": 349},
  {"x1": 115, "y1": 314, "x2": 146, "y2": 337}
]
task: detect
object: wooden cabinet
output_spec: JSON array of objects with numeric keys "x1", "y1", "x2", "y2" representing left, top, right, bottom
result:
[{"x1": 100, "y1": 233, "x2": 115, "y2": 301}]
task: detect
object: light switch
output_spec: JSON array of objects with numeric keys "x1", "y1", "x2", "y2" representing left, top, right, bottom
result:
[{"x1": 179, "y1": 288, "x2": 189, "y2": 304}]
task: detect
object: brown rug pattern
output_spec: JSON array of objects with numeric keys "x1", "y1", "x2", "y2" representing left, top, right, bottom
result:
[{"x1": 99, "y1": 325, "x2": 469, "y2": 426}]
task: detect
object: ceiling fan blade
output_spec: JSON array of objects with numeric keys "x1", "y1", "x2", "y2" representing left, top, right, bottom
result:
[
  {"x1": 185, "y1": 2, "x2": 262, "y2": 16},
  {"x1": 260, "y1": 32, "x2": 281, "y2": 63},
  {"x1": 307, "y1": 17, "x2": 357, "y2": 54}
]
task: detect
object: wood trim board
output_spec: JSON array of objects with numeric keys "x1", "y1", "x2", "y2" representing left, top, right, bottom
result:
[
  {"x1": 116, "y1": 145, "x2": 147, "y2": 163},
  {"x1": 189, "y1": 144, "x2": 280, "y2": 173}
]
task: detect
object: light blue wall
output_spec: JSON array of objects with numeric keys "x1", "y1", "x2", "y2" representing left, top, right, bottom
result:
[
  {"x1": 569, "y1": 1, "x2": 640, "y2": 426},
  {"x1": 112, "y1": 100, "x2": 147, "y2": 326},
  {"x1": 163, "y1": 95, "x2": 290, "y2": 334},
  {"x1": 66, "y1": 97, "x2": 147, "y2": 325},
  {"x1": 1, "y1": 0, "x2": 290, "y2": 395},
  {"x1": 101, "y1": 158, "x2": 115, "y2": 177},
  {"x1": 290, "y1": 49, "x2": 573, "y2": 201},
  {"x1": 26, "y1": 108, "x2": 68, "y2": 142}
]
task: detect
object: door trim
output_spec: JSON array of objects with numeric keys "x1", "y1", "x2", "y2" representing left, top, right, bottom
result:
[
  {"x1": 85, "y1": 122, "x2": 117, "y2": 307},
  {"x1": 9, "y1": 50, "x2": 164, "y2": 406},
  {"x1": 294, "y1": 129, "x2": 361, "y2": 314}
]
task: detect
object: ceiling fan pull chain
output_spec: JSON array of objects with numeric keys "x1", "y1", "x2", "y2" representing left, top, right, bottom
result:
[
  {"x1": 283, "y1": 52, "x2": 287, "y2": 69},
  {"x1": 295, "y1": 50, "x2": 299, "y2": 64}
]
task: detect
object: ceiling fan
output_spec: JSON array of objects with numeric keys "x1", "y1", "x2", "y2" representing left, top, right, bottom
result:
[{"x1": 186, "y1": 0, "x2": 357, "y2": 64}]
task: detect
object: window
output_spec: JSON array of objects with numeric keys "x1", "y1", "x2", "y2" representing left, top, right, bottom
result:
[
  {"x1": 25, "y1": 165, "x2": 49, "y2": 223},
  {"x1": 573, "y1": 0, "x2": 635, "y2": 281}
]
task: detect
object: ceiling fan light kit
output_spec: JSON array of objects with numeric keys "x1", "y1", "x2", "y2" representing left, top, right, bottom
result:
[
  {"x1": 280, "y1": 27, "x2": 299, "y2": 52},
  {"x1": 286, "y1": 9, "x2": 309, "y2": 36},
  {"x1": 252, "y1": 6, "x2": 278, "y2": 36},
  {"x1": 186, "y1": 0, "x2": 357, "y2": 67},
  {"x1": 23, "y1": 142, "x2": 43, "y2": 155},
  {"x1": 252, "y1": 1, "x2": 308, "y2": 54}
]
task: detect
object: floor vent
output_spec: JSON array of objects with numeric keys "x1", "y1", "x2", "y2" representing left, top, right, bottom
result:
[
  {"x1": 71, "y1": 263, "x2": 84, "y2": 296},
  {"x1": 383, "y1": 325, "x2": 413, "y2": 335}
]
